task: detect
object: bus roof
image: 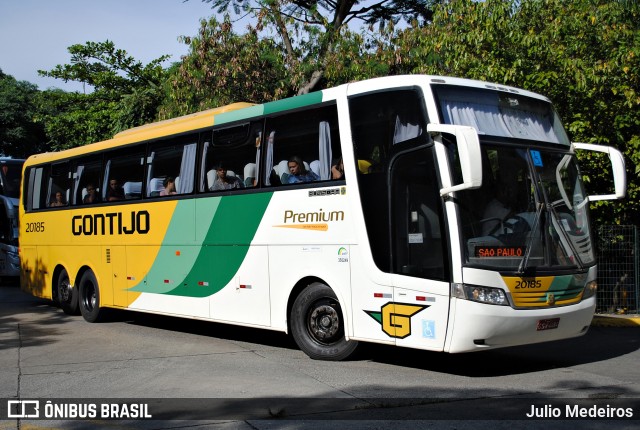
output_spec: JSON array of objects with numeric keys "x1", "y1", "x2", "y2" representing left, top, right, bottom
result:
[
  {"x1": 24, "y1": 75, "x2": 553, "y2": 166},
  {"x1": 113, "y1": 102, "x2": 255, "y2": 140},
  {"x1": 25, "y1": 102, "x2": 254, "y2": 165}
]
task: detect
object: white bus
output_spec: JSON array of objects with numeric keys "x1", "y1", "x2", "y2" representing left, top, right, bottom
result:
[{"x1": 20, "y1": 75, "x2": 625, "y2": 360}]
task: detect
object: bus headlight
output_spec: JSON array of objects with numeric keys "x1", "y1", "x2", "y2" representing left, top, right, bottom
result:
[
  {"x1": 582, "y1": 280, "x2": 597, "y2": 300},
  {"x1": 452, "y1": 283, "x2": 509, "y2": 306}
]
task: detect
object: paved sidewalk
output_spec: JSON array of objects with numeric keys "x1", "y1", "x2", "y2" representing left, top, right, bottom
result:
[{"x1": 592, "y1": 314, "x2": 640, "y2": 327}]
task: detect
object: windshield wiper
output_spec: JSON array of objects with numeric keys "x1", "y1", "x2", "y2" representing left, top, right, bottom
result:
[
  {"x1": 547, "y1": 202, "x2": 585, "y2": 270},
  {"x1": 517, "y1": 202, "x2": 544, "y2": 274}
]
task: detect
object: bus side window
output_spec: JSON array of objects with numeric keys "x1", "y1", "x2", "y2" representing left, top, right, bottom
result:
[
  {"x1": 24, "y1": 165, "x2": 49, "y2": 211},
  {"x1": 104, "y1": 146, "x2": 145, "y2": 202},
  {"x1": 263, "y1": 104, "x2": 340, "y2": 187},
  {"x1": 147, "y1": 134, "x2": 198, "y2": 197},
  {"x1": 48, "y1": 162, "x2": 70, "y2": 207},
  {"x1": 349, "y1": 89, "x2": 430, "y2": 272},
  {"x1": 71, "y1": 156, "x2": 103, "y2": 206},
  {"x1": 203, "y1": 121, "x2": 263, "y2": 192}
]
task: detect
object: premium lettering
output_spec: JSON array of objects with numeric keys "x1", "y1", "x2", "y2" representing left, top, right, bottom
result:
[
  {"x1": 283, "y1": 209, "x2": 344, "y2": 224},
  {"x1": 72, "y1": 211, "x2": 150, "y2": 236}
]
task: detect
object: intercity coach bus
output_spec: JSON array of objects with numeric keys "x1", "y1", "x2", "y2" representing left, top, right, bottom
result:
[{"x1": 20, "y1": 75, "x2": 626, "y2": 360}]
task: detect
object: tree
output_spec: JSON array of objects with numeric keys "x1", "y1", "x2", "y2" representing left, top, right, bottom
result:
[
  {"x1": 38, "y1": 41, "x2": 170, "y2": 148},
  {"x1": 388, "y1": 0, "x2": 640, "y2": 225},
  {"x1": 159, "y1": 16, "x2": 290, "y2": 118},
  {"x1": 0, "y1": 69, "x2": 47, "y2": 158},
  {"x1": 197, "y1": 0, "x2": 440, "y2": 94},
  {"x1": 36, "y1": 90, "x2": 119, "y2": 151}
]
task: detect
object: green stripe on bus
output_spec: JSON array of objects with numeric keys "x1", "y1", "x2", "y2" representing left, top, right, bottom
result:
[
  {"x1": 263, "y1": 91, "x2": 323, "y2": 115},
  {"x1": 548, "y1": 275, "x2": 584, "y2": 301},
  {"x1": 213, "y1": 92, "x2": 323, "y2": 126},
  {"x1": 169, "y1": 192, "x2": 273, "y2": 297},
  {"x1": 128, "y1": 199, "x2": 219, "y2": 294},
  {"x1": 130, "y1": 192, "x2": 273, "y2": 297},
  {"x1": 215, "y1": 105, "x2": 265, "y2": 126}
]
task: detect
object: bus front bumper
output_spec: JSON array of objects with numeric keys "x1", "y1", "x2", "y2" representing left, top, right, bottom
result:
[{"x1": 446, "y1": 296, "x2": 596, "y2": 353}]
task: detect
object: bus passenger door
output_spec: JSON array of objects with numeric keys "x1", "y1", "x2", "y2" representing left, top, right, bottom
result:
[{"x1": 390, "y1": 147, "x2": 450, "y2": 351}]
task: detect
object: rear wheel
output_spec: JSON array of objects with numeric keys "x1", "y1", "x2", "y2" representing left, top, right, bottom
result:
[
  {"x1": 57, "y1": 268, "x2": 78, "y2": 315},
  {"x1": 290, "y1": 282, "x2": 358, "y2": 361},
  {"x1": 78, "y1": 270, "x2": 104, "y2": 323}
]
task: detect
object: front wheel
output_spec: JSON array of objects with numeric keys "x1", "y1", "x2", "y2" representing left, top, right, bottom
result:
[
  {"x1": 57, "y1": 268, "x2": 78, "y2": 315},
  {"x1": 290, "y1": 282, "x2": 358, "y2": 361},
  {"x1": 78, "y1": 270, "x2": 104, "y2": 323}
]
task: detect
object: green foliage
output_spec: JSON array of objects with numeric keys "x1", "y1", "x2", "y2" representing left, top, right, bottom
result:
[
  {"x1": 37, "y1": 41, "x2": 169, "y2": 149},
  {"x1": 0, "y1": 69, "x2": 47, "y2": 157},
  {"x1": 159, "y1": 17, "x2": 290, "y2": 118},
  {"x1": 160, "y1": 17, "x2": 291, "y2": 118},
  {"x1": 39, "y1": 41, "x2": 168, "y2": 95},
  {"x1": 195, "y1": 0, "x2": 440, "y2": 94},
  {"x1": 389, "y1": 0, "x2": 640, "y2": 225},
  {"x1": 35, "y1": 90, "x2": 118, "y2": 151}
]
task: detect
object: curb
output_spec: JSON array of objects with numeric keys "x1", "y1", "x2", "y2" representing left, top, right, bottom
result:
[{"x1": 591, "y1": 315, "x2": 640, "y2": 328}]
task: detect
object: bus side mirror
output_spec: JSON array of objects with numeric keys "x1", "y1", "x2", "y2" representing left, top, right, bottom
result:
[
  {"x1": 573, "y1": 142, "x2": 626, "y2": 200},
  {"x1": 427, "y1": 124, "x2": 483, "y2": 196}
]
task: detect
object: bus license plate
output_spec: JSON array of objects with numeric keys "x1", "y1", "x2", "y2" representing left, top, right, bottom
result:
[{"x1": 536, "y1": 318, "x2": 560, "y2": 331}]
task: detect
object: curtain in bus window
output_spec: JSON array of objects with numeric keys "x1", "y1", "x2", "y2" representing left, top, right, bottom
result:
[
  {"x1": 177, "y1": 143, "x2": 197, "y2": 193},
  {"x1": 73, "y1": 165, "x2": 84, "y2": 205},
  {"x1": 393, "y1": 115, "x2": 422, "y2": 144},
  {"x1": 46, "y1": 177, "x2": 54, "y2": 205},
  {"x1": 146, "y1": 152, "x2": 156, "y2": 196},
  {"x1": 440, "y1": 92, "x2": 559, "y2": 143},
  {"x1": 263, "y1": 131, "x2": 275, "y2": 185},
  {"x1": 102, "y1": 160, "x2": 112, "y2": 199},
  {"x1": 318, "y1": 121, "x2": 332, "y2": 180},
  {"x1": 253, "y1": 131, "x2": 262, "y2": 187},
  {"x1": 199, "y1": 142, "x2": 209, "y2": 192},
  {"x1": 500, "y1": 106, "x2": 559, "y2": 142}
]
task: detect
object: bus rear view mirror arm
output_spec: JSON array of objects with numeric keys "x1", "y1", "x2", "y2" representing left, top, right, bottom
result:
[
  {"x1": 573, "y1": 142, "x2": 626, "y2": 200},
  {"x1": 428, "y1": 124, "x2": 483, "y2": 196}
]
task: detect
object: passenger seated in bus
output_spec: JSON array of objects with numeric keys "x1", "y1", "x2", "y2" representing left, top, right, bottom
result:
[
  {"x1": 160, "y1": 177, "x2": 177, "y2": 196},
  {"x1": 481, "y1": 182, "x2": 514, "y2": 236},
  {"x1": 83, "y1": 183, "x2": 101, "y2": 204},
  {"x1": 106, "y1": 178, "x2": 125, "y2": 201},
  {"x1": 287, "y1": 156, "x2": 319, "y2": 184},
  {"x1": 49, "y1": 191, "x2": 66, "y2": 207},
  {"x1": 331, "y1": 157, "x2": 345, "y2": 180},
  {"x1": 210, "y1": 163, "x2": 243, "y2": 191}
]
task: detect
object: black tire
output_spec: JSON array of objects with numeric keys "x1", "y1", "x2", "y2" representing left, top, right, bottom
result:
[
  {"x1": 57, "y1": 268, "x2": 79, "y2": 315},
  {"x1": 290, "y1": 282, "x2": 358, "y2": 361},
  {"x1": 78, "y1": 270, "x2": 104, "y2": 323}
]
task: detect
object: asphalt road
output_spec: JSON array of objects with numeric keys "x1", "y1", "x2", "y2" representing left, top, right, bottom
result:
[{"x1": 1, "y1": 284, "x2": 639, "y2": 430}]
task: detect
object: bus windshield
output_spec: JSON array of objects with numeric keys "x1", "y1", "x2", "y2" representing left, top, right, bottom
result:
[{"x1": 458, "y1": 144, "x2": 594, "y2": 272}]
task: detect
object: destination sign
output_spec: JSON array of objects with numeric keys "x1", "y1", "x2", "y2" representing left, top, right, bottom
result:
[{"x1": 475, "y1": 245, "x2": 525, "y2": 258}]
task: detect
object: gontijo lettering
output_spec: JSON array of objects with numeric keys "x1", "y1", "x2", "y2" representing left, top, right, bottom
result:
[{"x1": 72, "y1": 210, "x2": 150, "y2": 235}]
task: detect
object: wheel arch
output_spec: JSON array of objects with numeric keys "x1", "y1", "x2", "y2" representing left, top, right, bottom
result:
[
  {"x1": 51, "y1": 264, "x2": 67, "y2": 301},
  {"x1": 74, "y1": 265, "x2": 95, "y2": 288}
]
